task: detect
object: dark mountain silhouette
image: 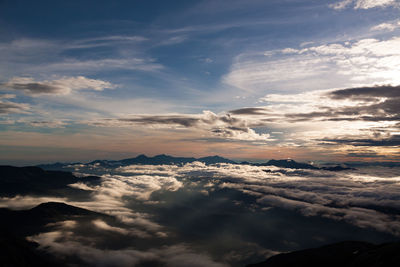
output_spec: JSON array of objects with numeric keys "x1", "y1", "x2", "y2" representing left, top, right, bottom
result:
[
  {"x1": 37, "y1": 155, "x2": 356, "y2": 172},
  {"x1": 321, "y1": 165, "x2": 355, "y2": 171},
  {"x1": 255, "y1": 159, "x2": 319, "y2": 169},
  {"x1": 0, "y1": 202, "x2": 111, "y2": 267},
  {"x1": 0, "y1": 234, "x2": 66, "y2": 267},
  {"x1": 0, "y1": 165, "x2": 100, "y2": 196},
  {"x1": 198, "y1": 155, "x2": 237, "y2": 164},
  {"x1": 0, "y1": 202, "x2": 107, "y2": 237},
  {"x1": 119, "y1": 154, "x2": 197, "y2": 165},
  {"x1": 248, "y1": 241, "x2": 400, "y2": 267},
  {"x1": 38, "y1": 154, "x2": 236, "y2": 170}
]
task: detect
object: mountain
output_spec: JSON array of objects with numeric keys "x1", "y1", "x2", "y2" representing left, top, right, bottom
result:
[
  {"x1": 0, "y1": 202, "x2": 108, "y2": 237},
  {"x1": 38, "y1": 154, "x2": 237, "y2": 170},
  {"x1": 321, "y1": 165, "x2": 355, "y2": 171},
  {"x1": 254, "y1": 159, "x2": 319, "y2": 170},
  {"x1": 37, "y1": 155, "x2": 358, "y2": 171},
  {"x1": 0, "y1": 165, "x2": 100, "y2": 196},
  {"x1": 198, "y1": 155, "x2": 237, "y2": 164},
  {"x1": 119, "y1": 154, "x2": 198, "y2": 165},
  {"x1": 0, "y1": 202, "x2": 110, "y2": 267},
  {"x1": 0, "y1": 235, "x2": 66, "y2": 267},
  {"x1": 247, "y1": 241, "x2": 400, "y2": 267}
]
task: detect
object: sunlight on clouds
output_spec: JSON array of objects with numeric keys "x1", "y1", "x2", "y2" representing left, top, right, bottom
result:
[
  {"x1": 29, "y1": 230, "x2": 228, "y2": 267},
  {"x1": 224, "y1": 36, "x2": 400, "y2": 92},
  {"x1": 329, "y1": 0, "x2": 399, "y2": 10},
  {"x1": 0, "y1": 195, "x2": 67, "y2": 209},
  {"x1": 371, "y1": 20, "x2": 400, "y2": 31}
]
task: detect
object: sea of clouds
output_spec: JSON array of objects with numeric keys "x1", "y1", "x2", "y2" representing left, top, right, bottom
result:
[{"x1": 1, "y1": 162, "x2": 400, "y2": 266}]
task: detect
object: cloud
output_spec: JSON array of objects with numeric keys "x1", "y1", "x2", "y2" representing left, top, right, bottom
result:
[
  {"x1": 0, "y1": 100, "x2": 30, "y2": 114},
  {"x1": 0, "y1": 94, "x2": 30, "y2": 114},
  {"x1": 4, "y1": 162, "x2": 400, "y2": 265},
  {"x1": 1, "y1": 76, "x2": 115, "y2": 95},
  {"x1": 321, "y1": 135, "x2": 400, "y2": 146},
  {"x1": 29, "y1": 230, "x2": 228, "y2": 267},
  {"x1": 328, "y1": 84, "x2": 400, "y2": 99},
  {"x1": 371, "y1": 20, "x2": 400, "y2": 31},
  {"x1": 43, "y1": 58, "x2": 164, "y2": 73},
  {"x1": 0, "y1": 37, "x2": 164, "y2": 76},
  {"x1": 229, "y1": 108, "x2": 270, "y2": 115},
  {"x1": 223, "y1": 36, "x2": 400, "y2": 92},
  {"x1": 329, "y1": 0, "x2": 400, "y2": 10},
  {"x1": 89, "y1": 110, "x2": 273, "y2": 142},
  {"x1": 114, "y1": 162, "x2": 400, "y2": 236},
  {"x1": 17, "y1": 119, "x2": 68, "y2": 128}
]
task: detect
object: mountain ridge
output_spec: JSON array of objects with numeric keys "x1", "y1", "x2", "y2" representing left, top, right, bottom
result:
[{"x1": 35, "y1": 154, "x2": 357, "y2": 171}]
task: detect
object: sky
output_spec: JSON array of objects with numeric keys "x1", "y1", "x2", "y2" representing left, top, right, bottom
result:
[{"x1": 0, "y1": 0, "x2": 400, "y2": 164}]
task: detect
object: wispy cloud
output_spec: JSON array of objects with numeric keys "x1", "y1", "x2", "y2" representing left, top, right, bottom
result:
[
  {"x1": 371, "y1": 20, "x2": 400, "y2": 31},
  {"x1": 2, "y1": 76, "x2": 115, "y2": 95},
  {"x1": 329, "y1": 0, "x2": 400, "y2": 10},
  {"x1": 0, "y1": 94, "x2": 30, "y2": 114},
  {"x1": 223, "y1": 36, "x2": 400, "y2": 92},
  {"x1": 88, "y1": 110, "x2": 273, "y2": 142}
]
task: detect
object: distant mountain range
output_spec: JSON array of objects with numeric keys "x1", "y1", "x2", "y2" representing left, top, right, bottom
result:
[
  {"x1": 248, "y1": 240, "x2": 400, "y2": 267},
  {"x1": 36, "y1": 154, "x2": 354, "y2": 171}
]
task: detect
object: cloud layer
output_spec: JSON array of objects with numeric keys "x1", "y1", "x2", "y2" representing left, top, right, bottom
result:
[{"x1": 2, "y1": 162, "x2": 400, "y2": 265}]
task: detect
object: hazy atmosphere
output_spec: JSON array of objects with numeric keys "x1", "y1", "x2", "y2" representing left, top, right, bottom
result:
[{"x1": 1, "y1": 1, "x2": 400, "y2": 266}]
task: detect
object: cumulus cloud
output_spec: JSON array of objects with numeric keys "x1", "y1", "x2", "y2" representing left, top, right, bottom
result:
[
  {"x1": 329, "y1": 0, "x2": 400, "y2": 10},
  {"x1": 1, "y1": 76, "x2": 115, "y2": 95}
]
